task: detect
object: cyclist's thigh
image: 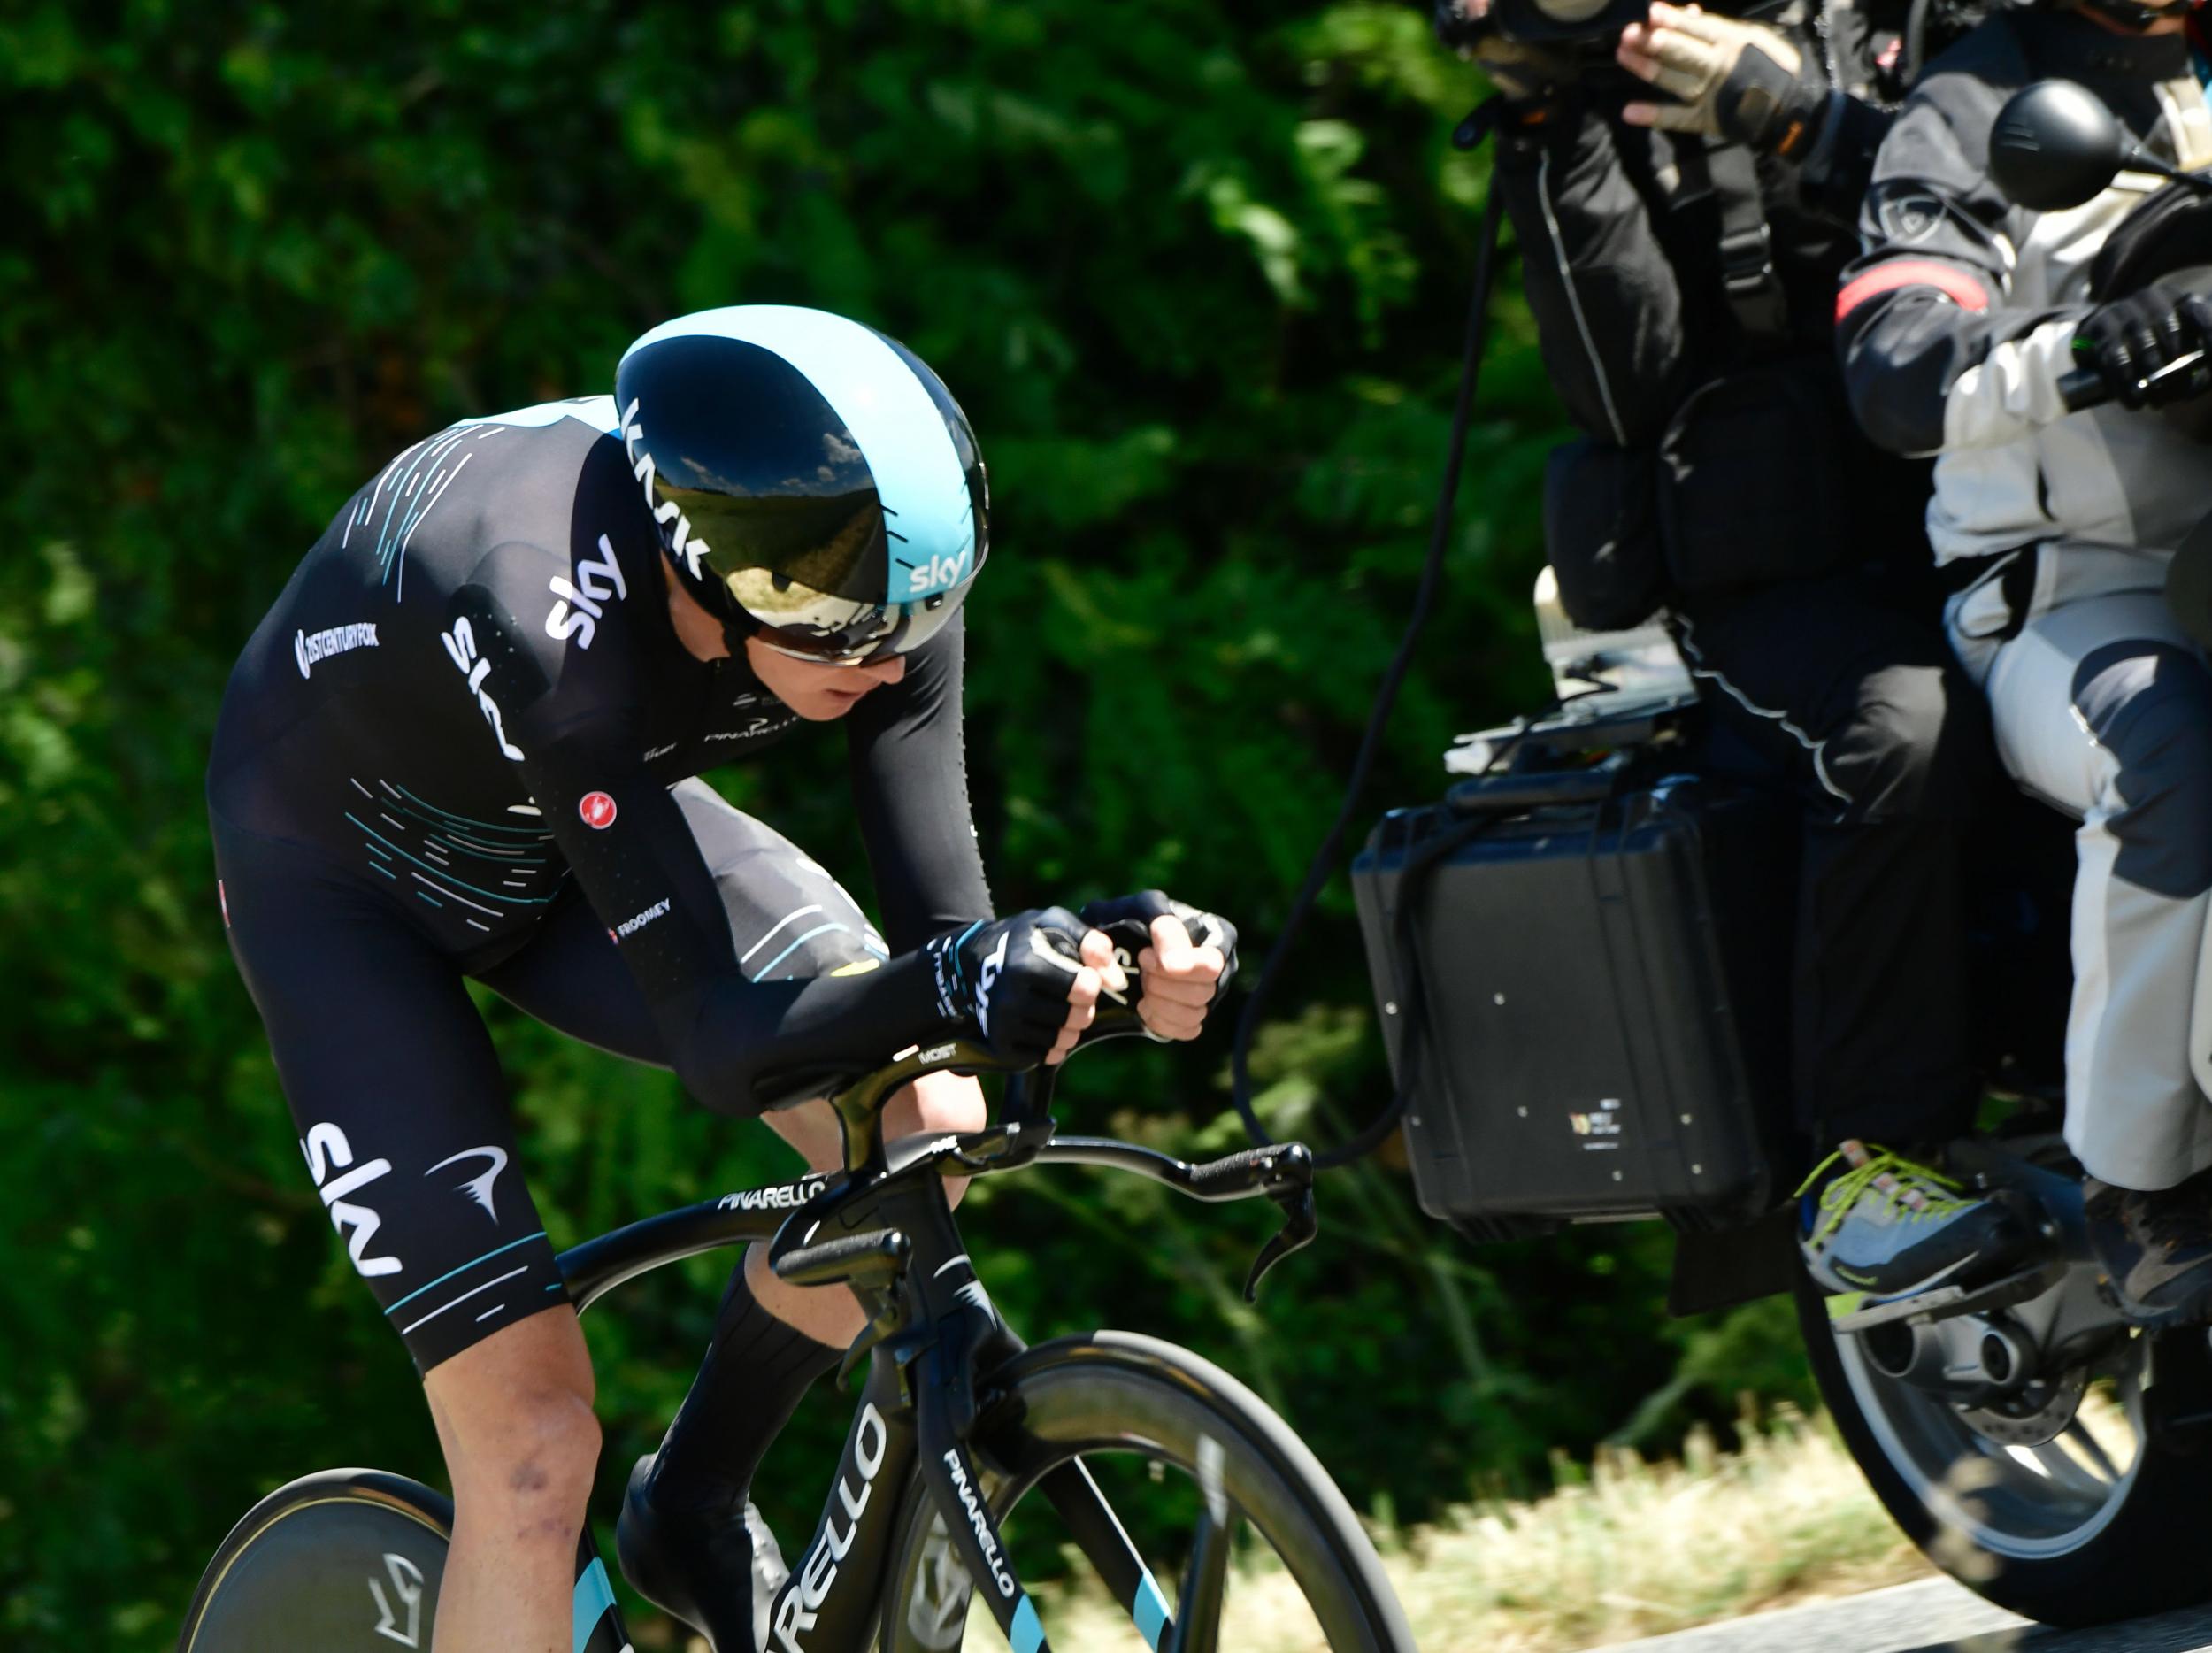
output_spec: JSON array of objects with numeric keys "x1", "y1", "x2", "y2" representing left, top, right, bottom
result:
[
  {"x1": 478, "y1": 778, "x2": 890, "y2": 1053},
  {"x1": 213, "y1": 814, "x2": 568, "y2": 1375}
]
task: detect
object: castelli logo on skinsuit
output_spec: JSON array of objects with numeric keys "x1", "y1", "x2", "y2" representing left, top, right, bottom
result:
[{"x1": 579, "y1": 792, "x2": 618, "y2": 829}]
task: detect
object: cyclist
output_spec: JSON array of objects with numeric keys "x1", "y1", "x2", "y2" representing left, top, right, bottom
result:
[
  {"x1": 1838, "y1": 4, "x2": 2212, "y2": 1320},
  {"x1": 205, "y1": 305, "x2": 1236, "y2": 1653}
]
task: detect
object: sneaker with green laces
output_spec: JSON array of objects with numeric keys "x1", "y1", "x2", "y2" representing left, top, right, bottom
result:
[{"x1": 1797, "y1": 1140, "x2": 2047, "y2": 1300}]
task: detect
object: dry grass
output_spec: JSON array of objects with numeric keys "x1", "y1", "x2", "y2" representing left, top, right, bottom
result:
[{"x1": 1012, "y1": 1407, "x2": 1933, "y2": 1653}]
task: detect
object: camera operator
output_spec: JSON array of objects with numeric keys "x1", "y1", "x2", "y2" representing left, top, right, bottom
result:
[{"x1": 1439, "y1": 0, "x2": 2040, "y2": 1301}]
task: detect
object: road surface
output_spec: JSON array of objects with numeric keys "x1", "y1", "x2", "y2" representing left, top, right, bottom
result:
[{"x1": 1594, "y1": 1579, "x2": 2212, "y2": 1653}]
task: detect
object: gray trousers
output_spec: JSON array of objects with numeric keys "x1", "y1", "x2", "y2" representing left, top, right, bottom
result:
[{"x1": 1949, "y1": 546, "x2": 2212, "y2": 1190}]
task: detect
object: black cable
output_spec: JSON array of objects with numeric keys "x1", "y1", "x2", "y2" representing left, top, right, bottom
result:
[{"x1": 1227, "y1": 168, "x2": 1510, "y2": 1170}]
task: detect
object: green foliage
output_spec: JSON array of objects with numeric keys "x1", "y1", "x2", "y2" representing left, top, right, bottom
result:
[{"x1": 0, "y1": 4, "x2": 1809, "y2": 1647}]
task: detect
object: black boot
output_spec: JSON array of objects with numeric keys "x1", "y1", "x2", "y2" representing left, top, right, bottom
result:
[
  {"x1": 615, "y1": 1263, "x2": 841, "y2": 1650},
  {"x1": 616, "y1": 1455, "x2": 788, "y2": 1653},
  {"x1": 2086, "y1": 1167, "x2": 2212, "y2": 1326}
]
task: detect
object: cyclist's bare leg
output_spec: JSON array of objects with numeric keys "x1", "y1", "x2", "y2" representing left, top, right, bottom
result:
[
  {"x1": 754, "y1": 1069, "x2": 984, "y2": 1345},
  {"x1": 422, "y1": 1307, "x2": 600, "y2": 1653}
]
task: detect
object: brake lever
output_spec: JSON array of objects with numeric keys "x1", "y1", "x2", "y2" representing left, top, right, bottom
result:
[{"x1": 1242, "y1": 1185, "x2": 1318, "y2": 1303}]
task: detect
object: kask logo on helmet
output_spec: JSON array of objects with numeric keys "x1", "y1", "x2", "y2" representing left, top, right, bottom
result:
[{"x1": 617, "y1": 396, "x2": 711, "y2": 581}]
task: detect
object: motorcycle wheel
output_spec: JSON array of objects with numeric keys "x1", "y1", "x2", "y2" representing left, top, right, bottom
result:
[{"x1": 1797, "y1": 1268, "x2": 2212, "y2": 1627}]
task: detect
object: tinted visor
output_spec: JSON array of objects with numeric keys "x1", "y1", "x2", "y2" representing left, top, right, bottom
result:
[{"x1": 744, "y1": 571, "x2": 977, "y2": 665}]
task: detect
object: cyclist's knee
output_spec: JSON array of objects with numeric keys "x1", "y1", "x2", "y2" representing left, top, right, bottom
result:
[
  {"x1": 426, "y1": 1311, "x2": 600, "y2": 1528},
  {"x1": 888, "y1": 1071, "x2": 986, "y2": 1137},
  {"x1": 764, "y1": 1075, "x2": 984, "y2": 1202},
  {"x1": 887, "y1": 1073, "x2": 985, "y2": 1205}
]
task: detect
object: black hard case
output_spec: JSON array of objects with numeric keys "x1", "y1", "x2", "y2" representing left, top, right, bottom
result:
[{"x1": 1352, "y1": 760, "x2": 1796, "y2": 1241}]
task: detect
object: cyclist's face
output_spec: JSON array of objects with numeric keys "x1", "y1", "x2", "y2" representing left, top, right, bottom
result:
[{"x1": 743, "y1": 634, "x2": 908, "y2": 719}]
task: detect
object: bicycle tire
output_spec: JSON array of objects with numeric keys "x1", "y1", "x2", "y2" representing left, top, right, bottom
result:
[
  {"x1": 878, "y1": 1329, "x2": 1414, "y2": 1653},
  {"x1": 176, "y1": 1468, "x2": 453, "y2": 1652}
]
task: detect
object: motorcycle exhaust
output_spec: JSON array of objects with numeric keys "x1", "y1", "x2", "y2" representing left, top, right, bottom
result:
[{"x1": 1858, "y1": 1314, "x2": 2035, "y2": 1404}]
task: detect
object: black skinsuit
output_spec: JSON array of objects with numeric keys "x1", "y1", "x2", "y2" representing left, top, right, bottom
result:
[
  {"x1": 1492, "y1": 50, "x2": 1993, "y2": 1149},
  {"x1": 208, "y1": 396, "x2": 994, "y2": 1370}
]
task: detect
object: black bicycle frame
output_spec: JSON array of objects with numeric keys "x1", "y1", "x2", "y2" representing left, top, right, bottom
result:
[{"x1": 551, "y1": 1042, "x2": 1317, "y2": 1653}]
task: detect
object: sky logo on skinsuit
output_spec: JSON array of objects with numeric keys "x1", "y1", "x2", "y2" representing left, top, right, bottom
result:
[
  {"x1": 302, "y1": 1121, "x2": 402, "y2": 1278},
  {"x1": 579, "y1": 791, "x2": 618, "y2": 829},
  {"x1": 441, "y1": 617, "x2": 524, "y2": 762},
  {"x1": 544, "y1": 534, "x2": 630, "y2": 650}
]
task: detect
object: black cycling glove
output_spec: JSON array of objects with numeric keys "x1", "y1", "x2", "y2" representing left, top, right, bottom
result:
[
  {"x1": 2076, "y1": 281, "x2": 2212, "y2": 410},
  {"x1": 923, "y1": 909, "x2": 1091, "y2": 1065},
  {"x1": 1079, "y1": 890, "x2": 1240, "y2": 1005}
]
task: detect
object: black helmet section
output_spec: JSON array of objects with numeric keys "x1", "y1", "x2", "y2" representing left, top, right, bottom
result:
[
  {"x1": 619, "y1": 332, "x2": 886, "y2": 620},
  {"x1": 613, "y1": 307, "x2": 988, "y2": 663}
]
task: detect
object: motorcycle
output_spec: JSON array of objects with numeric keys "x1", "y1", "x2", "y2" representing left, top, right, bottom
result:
[{"x1": 1349, "y1": 81, "x2": 2212, "y2": 1629}]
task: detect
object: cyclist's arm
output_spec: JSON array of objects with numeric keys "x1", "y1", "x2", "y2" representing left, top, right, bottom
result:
[
  {"x1": 844, "y1": 611, "x2": 995, "y2": 954},
  {"x1": 1835, "y1": 61, "x2": 2085, "y2": 458},
  {"x1": 452, "y1": 549, "x2": 957, "y2": 1116}
]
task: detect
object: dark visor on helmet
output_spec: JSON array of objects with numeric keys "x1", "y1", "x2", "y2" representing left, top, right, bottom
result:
[
  {"x1": 745, "y1": 571, "x2": 978, "y2": 665},
  {"x1": 662, "y1": 480, "x2": 888, "y2": 605}
]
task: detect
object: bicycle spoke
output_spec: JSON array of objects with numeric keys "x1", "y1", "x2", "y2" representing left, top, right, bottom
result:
[{"x1": 1164, "y1": 1437, "x2": 1232, "y2": 1653}]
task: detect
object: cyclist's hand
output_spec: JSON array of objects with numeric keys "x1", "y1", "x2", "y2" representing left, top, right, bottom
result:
[
  {"x1": 925, "y1": 909, "x2": 1124, "y2": 1067},
  {"x1": 1079, "y1": 892, "x2": 1239, "y2": 1042},
  {"x1": 2076, "y1": 281, "x2": 2212, "y2": 410},
  {"x1": 1617, "y1": 4, "x2": 1828, "y2": 158}
]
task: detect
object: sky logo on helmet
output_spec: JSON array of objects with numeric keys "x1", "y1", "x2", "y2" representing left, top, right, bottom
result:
[
  {"x1": 619, "y1": 396, "x2": 712, "y2": 580},
  {"x1": 903, "y1": 545, "x2": 971, "y2": 596}
]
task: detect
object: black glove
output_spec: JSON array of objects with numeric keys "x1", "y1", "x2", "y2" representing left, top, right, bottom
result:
[
  {"x1": 923, "y1": 909, "x2": 1090, "y2": 1065},
  {"x1": 2075, "y1": 282, "x2": 2212, "y2": 411},
  {"x1": 1621, "y1": 12, "x2": 1830, "y2": 158},
  {"x1": 1079, "y1": 891, "x2": 1240, "y2": 1006},
  {"x1": 1434, "y1": 0, "x2": 1580, "y2": 116}
]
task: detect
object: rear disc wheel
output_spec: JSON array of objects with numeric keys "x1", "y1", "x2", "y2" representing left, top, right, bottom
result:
[{"x1": 177, "y1": 1468, "x2": 451, "y2": 1652}]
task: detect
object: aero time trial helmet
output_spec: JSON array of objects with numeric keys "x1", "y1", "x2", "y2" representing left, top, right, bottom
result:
[{"x1": 614, "y1": 305, "x2": 989, "y2": 663}]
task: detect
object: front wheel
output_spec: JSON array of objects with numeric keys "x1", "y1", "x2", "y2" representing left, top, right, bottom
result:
[
  {"x1": 879, "y1": 1329, "x2": 1415, "y2": 1653},
  {"x1": 1798, "y1": 1269, "x2": 2212, "y2": 1627}
]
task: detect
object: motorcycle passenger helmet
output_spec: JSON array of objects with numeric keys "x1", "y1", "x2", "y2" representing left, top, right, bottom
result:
[{"x1": 614, "y1": 305, "x2": 989, "y2": 664}]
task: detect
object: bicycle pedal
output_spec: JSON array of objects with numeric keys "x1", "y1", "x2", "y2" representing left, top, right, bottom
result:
[{"x1": 1830, "y1": 1260, "x2": 2062, "y2": 1334}]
